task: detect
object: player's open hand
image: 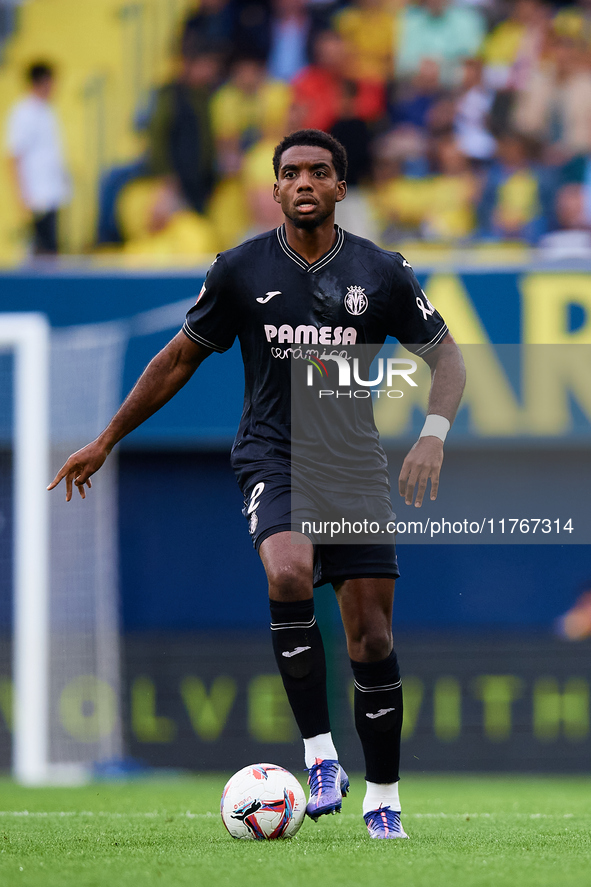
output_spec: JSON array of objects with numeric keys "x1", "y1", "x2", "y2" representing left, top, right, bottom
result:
[
  {"x1": 47, "y1": 441, "x2": 109, "y2": 501},
  {"x1": 398, "y1": 437, "x2": 444, "y2": 507}
]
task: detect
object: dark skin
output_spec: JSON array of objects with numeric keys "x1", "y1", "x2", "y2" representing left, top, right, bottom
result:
[{"x1": 48, "y1": 144, "x2": 465, "y2": 664}]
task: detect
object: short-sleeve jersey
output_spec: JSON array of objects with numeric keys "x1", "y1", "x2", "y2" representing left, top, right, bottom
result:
[{"x1": 183, "y1": 225, "x2": 448, "y2": 489}]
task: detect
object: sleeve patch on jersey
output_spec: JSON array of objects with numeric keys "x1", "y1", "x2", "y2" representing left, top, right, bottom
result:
[
  {"x1": 195, "y1": 283, "x2": 206, "y2": 304},
  {"x1": 415, "y1": 292, "x2": 436, "y2": 322}
]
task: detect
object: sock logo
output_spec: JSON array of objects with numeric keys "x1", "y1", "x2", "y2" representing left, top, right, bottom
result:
[
  {"x1": 365, "y1": 708, "x2": 396, "y2": 719},
  {"x1": 282, "y1": 646, "x2": 311, "y2": 658}
]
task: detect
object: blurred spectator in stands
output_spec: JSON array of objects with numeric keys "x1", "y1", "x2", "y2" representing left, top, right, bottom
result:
[
  {"x1": 234, "y1": 1, "x2": 273, "y2": 61},
  {"x1": 333, "y1": 0, "x2": 397, "y2": 83},
  {"x1": 241, "y1": 137, "x2": 285, "y2": 236},
  {"x1": 5, "y1": 61, "x2": 71, "y2": 255},
  {"x1": 369, "y1": 128, "x2": 431, "y2": 244},
  {"x1": 482, "y1": 0, "x2": 550, "y2": 91},
  {"x1": 477, "y1": 132, "x2": 556, "y2": 242},
  {"x1": 389, "y1": 58, "x2": 444, "y2": 131},
  {"x1": 538, "y1": 182, "x2": 591, "y2": 259},
  {"x1": 553, "y1": 1, "x2": 591, "y2": 49},
  {"x1": 396, "y1": 0, "x2": 486, "y2": 87},
  {"x1": 182, "y1": 0, "x2": 236, "y2": 58},
  {"x1": 0, "y1": 0, "x2": 23, "y2": 54},
  {"x1": 267, "y1": 0, "x2": 313, "y2": 81},
  {"x1": 454, "y1": 0, "x2": 494, "y2": 7},
  {"x1": 513, "y1": 33, "x2": 591, "y2": 165},
  {"x1": 422, "y1": 135, "x2": 478, "y2": 239},
  {"x1": 454, "y1": 57, "x2": 496, "y2": 164},
  {"x1": 212, "y1": 51, "x2": 291, "y2": 175},
  {"x1": 427, "y1": 92, "x2": 457, "y2": 139},
  {"x1": 145, "y1": 43, "x2": 221, "y2": 231},
  {"x1": 331, "y1": 79, "x2": 378, "y2": 239},
  {"x1": 331, "y1": 80, "x2": 373, "y2": 186},
  {"x1": 291, "y1": 30, "x2": 386, "y2": 132},
  {"x1": 484, "y1": 1, "x2": 550, "y2": 146}
]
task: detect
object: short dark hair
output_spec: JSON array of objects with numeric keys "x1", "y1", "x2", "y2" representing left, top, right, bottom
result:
[
  {"x1": 273, "y1": 129, "x2": 348, "y2": 182},
  {"x1": 28, "y1": 62, "x2": 54, "y2": 84}
]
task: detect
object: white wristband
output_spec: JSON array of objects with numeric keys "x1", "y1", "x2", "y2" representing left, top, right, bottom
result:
[{"x1": 419, "y1": 414, "x2": 450, "y2": 443}]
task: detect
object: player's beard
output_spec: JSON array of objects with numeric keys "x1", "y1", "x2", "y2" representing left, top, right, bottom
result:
[{"x1": 286, "y1": 206, "x2": 333, "y2": 230}]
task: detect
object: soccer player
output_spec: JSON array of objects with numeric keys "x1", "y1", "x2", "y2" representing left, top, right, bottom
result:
[{"x1": 49, "y1": 129, "x2": 465, "y2": 839}]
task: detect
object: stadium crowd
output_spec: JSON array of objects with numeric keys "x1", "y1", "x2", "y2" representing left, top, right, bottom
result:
[{"x1": 9, "y1": 0, "x2": 591, "y2": 255}]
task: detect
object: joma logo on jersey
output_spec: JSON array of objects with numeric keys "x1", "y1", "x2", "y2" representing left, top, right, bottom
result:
[
  {"x1": 264, "y1": 324, "x2": 358, "y2": 345},
  {"x1": 344, "y1": 285, "x2": 368, "y2": 316}
]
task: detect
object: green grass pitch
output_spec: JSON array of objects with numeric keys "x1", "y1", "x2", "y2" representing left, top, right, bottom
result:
[{"x1": 1, "y1": 775, "x2": 590, "y2": 887}]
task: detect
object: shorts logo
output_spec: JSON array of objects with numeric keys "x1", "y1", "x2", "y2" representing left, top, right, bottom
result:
[
  {"x1": 344, "y1": 286, "x2": 368, "y2": 316},
  {"x1": 246, "y1": 482, "x2": 264, "y2": 535}
]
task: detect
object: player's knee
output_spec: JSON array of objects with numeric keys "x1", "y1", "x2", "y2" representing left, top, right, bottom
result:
[
  {"x1": 348, "y1": 627, "x2": 393, "y2": 662},
  {"x1": 267, "y1": 563, "x2": 311, "y2": 601}
]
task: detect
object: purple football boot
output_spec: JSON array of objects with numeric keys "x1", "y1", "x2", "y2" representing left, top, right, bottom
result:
[
  {"x1": 363, "y1": 806, "x2": 408, "y2": 839},
  {"x1": 306, "y1": 758, "x2": 350, "y2": 821}
]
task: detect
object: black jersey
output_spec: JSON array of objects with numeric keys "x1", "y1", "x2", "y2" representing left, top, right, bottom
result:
[{"x1": 183, "y1": 225, "x2": 447, "y2": 489}]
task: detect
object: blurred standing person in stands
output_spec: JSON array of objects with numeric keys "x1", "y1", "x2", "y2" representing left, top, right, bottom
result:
[
  {"x1": 267, "y1": 0, "x2": 314, "y2": 82},
  {"x1": 331, "y1": 79, "x2": 378, "y2": 240},
  {"x1": 291, "y1": 30, "x2": 385, "y2": 133},
  {"x1": 513, "y1": 33, "x2": 591, "y2": 165},
  {"x1": 333, "y1": 0, "x2": 397, "y2": 84},
  {"x1": 212, "y1": 51, "x2": 292, "y2": 175},
  {"x1": 146, "y1": 41, "x2": 221, "y2": 231},
  {"x1": 396, "y1": 0, "x2": 486, "y2": 88},
  {"x1": 477, "y1": 131, "x2": 556, "y2": 242},
  {"x1": 454, "y1": 57, "x2": 496, "y2": 165},
  {"x1": 5, "y1": 61, "x2": 71, "y2": 255},
  {"x1": 388, "y1": 57, "x2": 444, "y2": 134},
  {"x1": 182, "y1": 0, "x2": 236, "y2": 58}
]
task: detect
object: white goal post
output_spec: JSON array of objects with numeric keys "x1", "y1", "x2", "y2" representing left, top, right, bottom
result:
[
  {"x1": 1, "y1": 311, "x2": 128, "y2": 785},
  {"x1": 0, "y1": 313, "x2": 50, "y2": 784},
  {"x1": 1, "y1": 301, "x2": 192, "y2": 784}
]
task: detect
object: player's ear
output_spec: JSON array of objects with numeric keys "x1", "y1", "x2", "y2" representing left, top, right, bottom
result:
[
  {"x1": 336, "y1": 181, "x2": 347, "y2": 203},
  {"x1": 273, "y1": 182, "x2": 281, "y2": 204}
]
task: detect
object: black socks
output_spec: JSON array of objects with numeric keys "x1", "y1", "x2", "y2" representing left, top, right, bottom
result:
[
  {"x1": 270, "y1": 599, "x2": 403, "y2": 781},
  {"x1": 350, "y1": 649, "x2": 403, "y2": 784},
  {"x1": 269, "y1": 598, "x2": 331, "y2": 739}
]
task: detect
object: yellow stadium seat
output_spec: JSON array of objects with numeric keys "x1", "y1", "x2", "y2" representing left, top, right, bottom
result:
[
  {"x1": 116, "y1": 177, "x2": 163, "y2": 242},
  {"x1": 123, "y1": 211, "x2": 218, "y2": 262},
  {"x1": 207, "y1": 177, "x2": 251, "y2": 251}
]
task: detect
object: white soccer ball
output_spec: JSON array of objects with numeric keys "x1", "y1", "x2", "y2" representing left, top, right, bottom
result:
[{"x1": 220, "y1": 763, "x2": 307, "y2": 840}]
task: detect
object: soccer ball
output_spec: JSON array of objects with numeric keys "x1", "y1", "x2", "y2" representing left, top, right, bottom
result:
[{"x1": 220, "y1": 763, "x2": 306, "y2": 840}]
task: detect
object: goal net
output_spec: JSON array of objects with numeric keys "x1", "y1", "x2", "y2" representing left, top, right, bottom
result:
[{"x1": 0, "y1": 313, "x2": 125, "y2": 784}]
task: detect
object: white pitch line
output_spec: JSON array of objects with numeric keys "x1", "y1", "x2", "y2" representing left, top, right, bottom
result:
[
  {"x1": 340, "y1": 812, "x2": 582, "y2": 820},
  {"x1": 0, "y1": 811, "x2": 218, "y2": 819},
  {"x1": 0, "y1": 811, "x2": 584, "y2": 820}
]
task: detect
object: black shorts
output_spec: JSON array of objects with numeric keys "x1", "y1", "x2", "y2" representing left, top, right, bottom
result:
[{"x1": 241, "y1": 471, "x2": 400, "y2": 588}]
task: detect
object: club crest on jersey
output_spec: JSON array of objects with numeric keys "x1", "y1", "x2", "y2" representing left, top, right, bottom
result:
[{"x1": 344, "y1": 286, "x2": 368, "y2": 316}]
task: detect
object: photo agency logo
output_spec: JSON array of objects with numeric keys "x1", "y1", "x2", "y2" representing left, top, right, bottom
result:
[{"x1": 305, "y1": 353, "x2": 418, "y2": 399}]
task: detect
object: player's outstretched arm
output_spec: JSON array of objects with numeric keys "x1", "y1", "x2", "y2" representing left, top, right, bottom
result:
[
  {"x1": 398, "y1": 333, "x2": 465, "y2": 507},
  {"x1": 48, "y1": 332, "x2": 211, "y2": 501}
]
